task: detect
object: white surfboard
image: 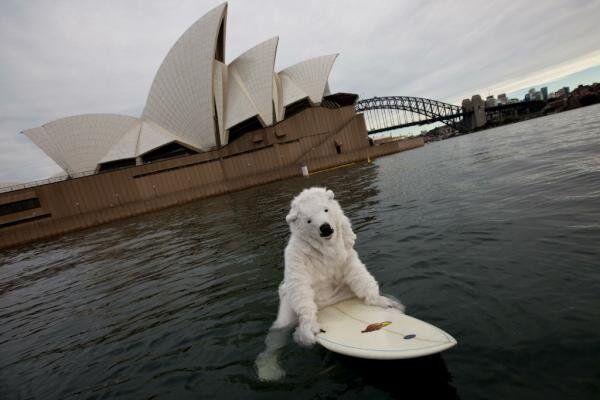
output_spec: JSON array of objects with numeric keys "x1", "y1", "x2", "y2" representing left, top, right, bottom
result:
[{"x1": 316, "y1": 298, "x2": 457, "y2": 360}]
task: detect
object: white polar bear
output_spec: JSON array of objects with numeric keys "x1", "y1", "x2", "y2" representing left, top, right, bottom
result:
[{"x1": 272, "y1": 187, "x2": 405, "y2": 346}]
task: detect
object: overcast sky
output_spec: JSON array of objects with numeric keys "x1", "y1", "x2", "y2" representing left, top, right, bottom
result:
[{"x1": 1, "y1": 0, "x2": 600, "y2": 183}]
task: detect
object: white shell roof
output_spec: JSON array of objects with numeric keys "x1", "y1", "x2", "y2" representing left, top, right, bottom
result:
[
  {"x1": 225, "y1": 37, "x2": 279, "y2": 129},
  {"x1": 23, "y1": 126, "x2": 69, "y2": 173},
  {"x1": 99, "y1": 123, "x2": 141, "y2": 164},
  {"x1": 213, "y1": 60, "x2": 228, "y2": 146},
  {"x1": 224, "y1": 70, "x2": 257, "y2": 134},
  {"x1": 22, "y1": 2, "x2": 341, "y2": 175},
  {"x1": 142, "y1": 3, "x2": 227, "y2": 151},
  {"x1": 24, "y1": 114, "x2": 140, "y2": 174},
  {"x1": 279, "y1": 54, "x2": 338, "y2": 105},
  {"x1": 324, "y1": 81, "x2": 331, "y2": 96},
  {"x1": 279, "y1": 73, "x2": 309, "y2": 109},
  {"x1": 95, "y1": 120, "x2": 192, "y2": 164},
  {"x1": 137, "y1": 120, "x2": 191, "y2": 156},
  {"x1": 272, "y1": 73, "x2": 284, "y2": 122}
]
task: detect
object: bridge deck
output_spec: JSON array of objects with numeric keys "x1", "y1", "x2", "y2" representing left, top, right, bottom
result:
[{"x1": 365, "y1": 112, "x2": 465, "y2": 134}]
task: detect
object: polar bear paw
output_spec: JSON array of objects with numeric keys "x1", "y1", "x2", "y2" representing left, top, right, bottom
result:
[
  {"x1": 366, "y1": 295, "x2": 406, "y2": 313},
  {"x1": 293, "y1": 320, "x2": 320, "y2": 347},
  {"x1": 255, "y1": 351, "x2": 286, "y2": 382}
]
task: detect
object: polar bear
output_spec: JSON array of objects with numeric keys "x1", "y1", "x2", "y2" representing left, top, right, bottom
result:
[
  {"x1": 255, "y1": 187, "x2": 404, "y2": 380},
  {"x1": 273, "y1": 187, "x2": 405, "y2": 346}
]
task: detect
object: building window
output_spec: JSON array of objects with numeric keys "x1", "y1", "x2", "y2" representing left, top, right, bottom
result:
[
  {"x1": 335, "y1": 140, "x2": 342, "y2": 154},
  {"x1": 227, "y1": 116, "x2": 263, "y2": 143},
  {"x1": 0, "y1": 198, "x2": 41, "y2": 217},
  {"x1": 284, "y1": 98, "x2": 311, "y2": 119},
  {"x1": 141, "y1": 142, "x2": 197, "y2": 163},
  {"x1": 98, "y1": 158, "x2": 137, "y2": 172}
]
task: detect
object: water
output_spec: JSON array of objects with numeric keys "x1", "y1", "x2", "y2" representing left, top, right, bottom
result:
[{"x1": 1, "y1": 105, "x2": 599, "y2": 399}]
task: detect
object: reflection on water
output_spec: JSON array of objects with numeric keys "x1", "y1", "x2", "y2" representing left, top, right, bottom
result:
[
  {"x1": 326, "y1": 354, "x2": 458, "y2": 399},
  {"x1": 255, "y1": 327, "x2": 291, "y2": 381},
  {"x1": 1, "y1": 104, "x2": 600, "y2": 399}
]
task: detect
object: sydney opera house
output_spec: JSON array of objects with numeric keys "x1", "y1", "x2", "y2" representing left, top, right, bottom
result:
[{"x1": 0, "y1": 3, "x2": 422, "y2": 249}]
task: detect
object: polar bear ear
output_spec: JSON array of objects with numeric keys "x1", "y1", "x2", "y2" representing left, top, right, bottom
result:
[
  {"x1": 286, "y1": 210, "x2": 298, "y2": 224},
  {"x1": 326, "y1": 189, "x2": 335, "y2": 200}
]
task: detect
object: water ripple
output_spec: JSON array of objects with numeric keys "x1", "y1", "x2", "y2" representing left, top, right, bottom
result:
[{"x1": 1, "y1": 105, "x2": 600, "y2": 399}]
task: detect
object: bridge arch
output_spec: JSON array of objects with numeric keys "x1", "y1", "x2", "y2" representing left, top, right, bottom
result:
[{"x1": 355, "y1": 96, "x2": 466, "y2": 134}]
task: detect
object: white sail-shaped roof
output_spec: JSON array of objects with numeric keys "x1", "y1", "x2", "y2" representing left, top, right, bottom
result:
[
  {"x1": 323, "y1": 81, "x2": 331, "y2": 96},
  {"x1": 225, "y1": 37, "x2": 279, "y2": 131},
  {"x1": 224, "y1": 71, "x2": 257, "y2": 130},
  {"x1": 99, "y1": 123, "x2": 142, "y2": 164},
  {"x1": 272, "y1": 73, "x2": 284, "y2": 122},
  {"x1": 278, "y1": 54, "x2": 338, "y2": 106},
  {"x1": 22, "y1": 126, "x2": 69, "y2": 173},
  {"x1": 142, "y1": 3, "x2": 227, "y2": 151},
  {"x1": 213, "y1": 60, "x2": 228, "y2": 146},
  {"x1": 279, "y1": 73, "x2": 309, "y2": 109},
  {"x1": 97, "y1": 120, "x2": 194, "y2": 164},
  {"x1": 23, "y1": 114, "x2": 140, "y2": 174},
  {"x1": 21, "y1": 3, "x2": 344, "y2": 175},
  {"x1": 137, "y1": 120, "x2": 192, "y2": 156}
]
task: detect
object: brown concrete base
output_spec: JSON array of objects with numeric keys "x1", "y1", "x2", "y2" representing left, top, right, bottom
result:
[{"x1": 0, "y1": 106, "x2": 423, "y2": 250}]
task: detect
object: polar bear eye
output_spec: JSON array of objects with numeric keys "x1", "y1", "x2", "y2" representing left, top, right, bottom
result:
[
  {"x1": 324, "y1": 209, "x2": 328, "y2": 212},
  {"x1": 307, "y1": 219, "x2": 311, "y2": 224}
]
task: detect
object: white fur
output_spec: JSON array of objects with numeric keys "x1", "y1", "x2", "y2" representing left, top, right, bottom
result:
[{"x1": 272, "y1": 187, "x2": 405, "y2": 346}]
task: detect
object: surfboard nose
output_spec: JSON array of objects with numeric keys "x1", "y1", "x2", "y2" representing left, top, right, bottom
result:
[{"x1": 316, "y1": 298, "x2": 458, "y2": 360}]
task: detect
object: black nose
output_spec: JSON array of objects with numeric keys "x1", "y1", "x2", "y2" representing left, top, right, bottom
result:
[{"x1": 320, "y1": 223, "x2": 334, "y2": 237}]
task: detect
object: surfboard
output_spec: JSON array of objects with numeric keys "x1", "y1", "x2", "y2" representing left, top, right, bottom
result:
[{"x1": 316, "y1": 298, "x2": 457, "y2": 360}]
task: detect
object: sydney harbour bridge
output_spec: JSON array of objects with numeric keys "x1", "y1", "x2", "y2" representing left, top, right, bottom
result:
[{"x1": 354, "y1": 95, "x2": 545, "y2": 135}]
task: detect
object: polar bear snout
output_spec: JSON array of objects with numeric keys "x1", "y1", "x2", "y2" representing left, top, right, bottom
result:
[{"x1": 319, "y1": 223, "x2": 334, "y2": 238}]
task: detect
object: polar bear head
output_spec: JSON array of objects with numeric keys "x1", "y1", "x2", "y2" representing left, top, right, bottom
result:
[{"x1": 286, "y1": 187, "x2": 356, "y2": 248}]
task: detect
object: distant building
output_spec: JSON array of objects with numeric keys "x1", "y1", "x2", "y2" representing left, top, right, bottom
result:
[
  {"x1": 471, "y1": 95, "x2": 486, "y2": 128},
  {"x1": 525, "y1": 88, "x2": 542, "y2": 101},
  {"x1": 555, "y1": 87, "x2": 570, "y2": 98},
  {"x1": 461, "y1": 95, "x2": 485, "y2": 129},
  {"x1": 485, "y1": 95, "x2": 497, "y2": 108},
  {"x1": 540, "y1": 87, "x2": 548, "y2": 101},
  {"x1": 497, "y1": 93, "x2": 508, "y2": 104}
]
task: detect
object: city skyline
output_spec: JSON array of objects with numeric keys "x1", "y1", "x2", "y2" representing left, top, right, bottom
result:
[
  {"x1": 505, "y1": 65, "x2": 600, "y2": 101},
  {"x1": 1, "y1": 0, "x2": 600, "y2": 183}
]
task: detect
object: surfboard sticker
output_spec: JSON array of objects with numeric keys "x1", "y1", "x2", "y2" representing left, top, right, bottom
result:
[
  {"x1": 361, "y1": 321, "x2": 392, "y2": 333},
  {"x1": 316, "y1": 298, "x2": 457, "y2": 360}
]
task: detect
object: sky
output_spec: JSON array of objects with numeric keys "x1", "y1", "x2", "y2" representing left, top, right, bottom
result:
[{"x1": 1, "y1": 0, "x2": 600, "y2": 184}]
